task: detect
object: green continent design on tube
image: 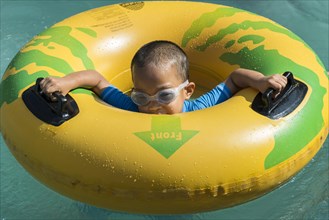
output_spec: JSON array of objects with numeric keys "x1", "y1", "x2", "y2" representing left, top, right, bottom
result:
[
  {"x1": 182, "y1": 7, "x2": 327, "y2": 169},
  {"x1": 0, "y1": 26, "x2": 97, "y2": 107}
]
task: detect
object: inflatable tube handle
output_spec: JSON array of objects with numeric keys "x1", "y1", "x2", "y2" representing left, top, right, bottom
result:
[
  {"x1": 22, "y1": 78, "x2": 79, "y2": 126},
  {"x1": 262, "y1": 72, "x2": 294, "y2": 112},
  {"x1": 251, "y1": 72, "x2": 308, "y2": 119},
  {"x1": 52, "y1": 92, "x2": 70, "y2": 119},
  {"x1": 35, "y1": 78, "x2": 75, "y2": 120}
]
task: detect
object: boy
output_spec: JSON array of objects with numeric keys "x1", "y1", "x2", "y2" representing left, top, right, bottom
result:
[{"x1": 40, "y1": 40, "x2": 287, "y2": 114}]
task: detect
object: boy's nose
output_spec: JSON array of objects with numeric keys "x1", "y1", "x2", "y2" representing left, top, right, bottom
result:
[{"x1": 147, "y1": 100, "x2": 161, "y2": 112}]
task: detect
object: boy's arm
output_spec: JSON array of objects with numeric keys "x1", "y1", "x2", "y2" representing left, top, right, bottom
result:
[
  {"x1": 225, "y1": 68, "x2": 287, "y2": 96},
  {"x1": 40, "y1": 70, "x2": 110, "y2": 97}
]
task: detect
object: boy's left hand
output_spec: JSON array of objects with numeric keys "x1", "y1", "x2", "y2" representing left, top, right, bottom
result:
[{"x1": 256, "y1": 74, "x2": 288, "y2": 97}]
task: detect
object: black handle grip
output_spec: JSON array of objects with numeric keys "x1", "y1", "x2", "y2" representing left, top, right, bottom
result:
[
  {"x1": 22, "y1": 77, "x2": 79, "y2": 126},
  {"x1": 34, "y1": 77, "x2": 70, "y2": 119},
  {"x1": 251, "y1": 71, "x2": 308, "y2": 119},
  {"x1": 261, "y1": 71, "x2": 294, "y2": 113}
]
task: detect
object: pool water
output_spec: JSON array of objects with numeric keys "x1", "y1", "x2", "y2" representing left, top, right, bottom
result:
[{"x1": 1, "y1": 0, "x2": 328, "y2": 219}]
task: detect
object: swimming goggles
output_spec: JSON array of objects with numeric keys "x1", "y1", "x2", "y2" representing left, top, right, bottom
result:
[{"x1": 131, "y1": 80, "x2": 189, "y2": 106}]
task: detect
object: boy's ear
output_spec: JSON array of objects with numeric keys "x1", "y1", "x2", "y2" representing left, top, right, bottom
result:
[{"x1": 184, "y1": 82, "x2": 195, "y2": 99}]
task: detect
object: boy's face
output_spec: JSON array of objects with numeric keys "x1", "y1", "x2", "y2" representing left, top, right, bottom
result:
[{"x1": 132, "y1": 63, "x2": 194, "y2": 114}]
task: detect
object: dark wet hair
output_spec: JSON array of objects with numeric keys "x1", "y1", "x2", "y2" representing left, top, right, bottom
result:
[{"x1": 131, "y1": 40, "x2": 189, "y2": 81}]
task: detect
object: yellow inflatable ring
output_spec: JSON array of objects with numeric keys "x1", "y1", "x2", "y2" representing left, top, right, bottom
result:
[{"x1": 1, "y1": 1, "x2": 328, "y2": 214}]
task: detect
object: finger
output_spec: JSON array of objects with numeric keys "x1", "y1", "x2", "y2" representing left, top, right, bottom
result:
[
  {"x1": 278, "y1": 75, "x2": 287, "y2": 85},
  {"x1": 272, "y1": 75, "x2": 287, "y2": 89},
  {"x1": 278, "y1": 77, "x2": 288, "y2": 89},
  {"x1": 41, "y1": 77, "x2": 56, "y2": 93},
  {"x1": 271, "y1": 81, "x2": 284, "y2": 93},
  {"x1": 39, "y1": 77, "x2": 49, "y2": 89},
  {"x1": 271, "y1": 82, "x2": 284, "y2": 99},
  {"x1": 272, "y1": 75, "x2": 286, "y2": 85},
  {"x1": 44, "y1": 84, "x2": 61, "y2": 94}
]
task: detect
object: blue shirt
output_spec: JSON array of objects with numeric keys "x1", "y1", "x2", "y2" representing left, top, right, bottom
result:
[{"x1": 100, "y1": 82, "x2": 232, "y2": 112}]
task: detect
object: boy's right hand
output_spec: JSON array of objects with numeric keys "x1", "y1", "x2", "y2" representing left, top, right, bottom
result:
[
  {"x1": 40, "y1": 77, "x2": 71, "y2": 100},
  {"x1": 39, "y1": 70, "x2": 111, "y2": 100}
]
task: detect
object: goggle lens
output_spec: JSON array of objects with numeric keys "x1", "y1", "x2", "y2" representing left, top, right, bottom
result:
[
  {"x1": 157, "y1": 91, "x2": 176, "y2": 104},
  {"x1": 131, "y1": 93, "x2": 149, "y2": 106}
]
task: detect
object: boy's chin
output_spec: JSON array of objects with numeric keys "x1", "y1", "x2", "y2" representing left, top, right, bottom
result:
[{"x1": 143, "y1": 110, "x2": 172, "y2": 115}]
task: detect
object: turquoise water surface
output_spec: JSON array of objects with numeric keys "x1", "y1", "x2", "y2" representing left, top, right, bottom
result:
[{"x1": 1, "y1": 0, "x2": 328, "y2": 219}]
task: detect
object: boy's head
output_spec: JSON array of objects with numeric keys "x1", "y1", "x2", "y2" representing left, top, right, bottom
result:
[
  {"x1": 131, "y1": 40, "x2": 189, "y2": 81},
  {"x1": 130, "y1": 40, "x2": 195, "y2": 114}
]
